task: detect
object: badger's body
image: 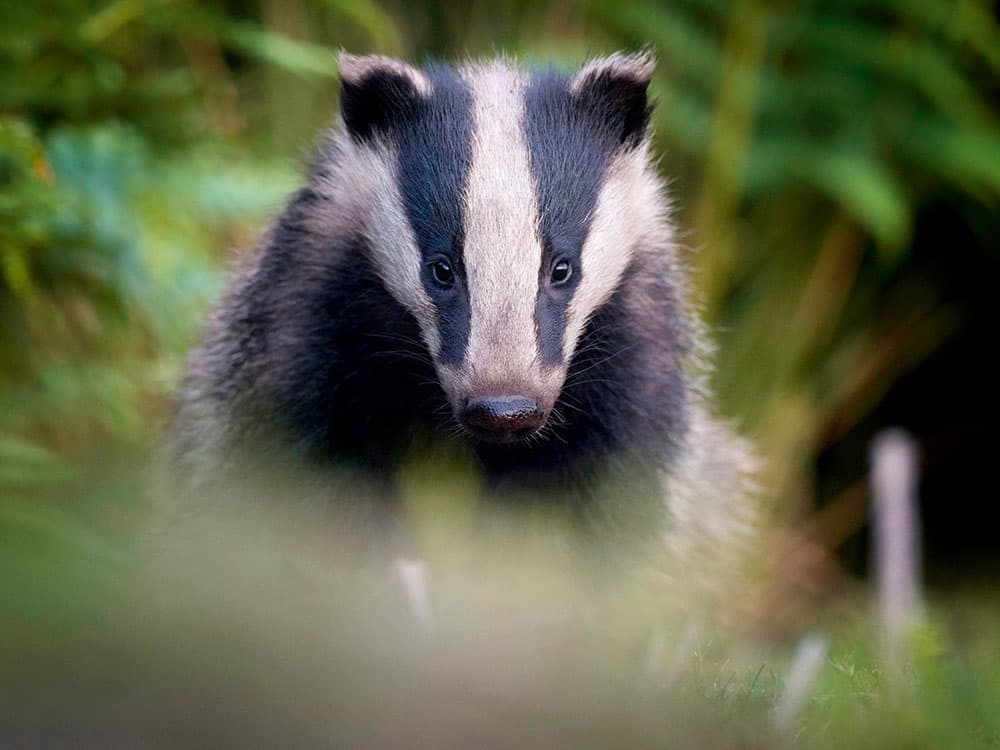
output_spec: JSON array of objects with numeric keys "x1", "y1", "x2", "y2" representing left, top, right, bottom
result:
[{"x1": 168, "y1": 52, "x2": 757, "y2": 561}]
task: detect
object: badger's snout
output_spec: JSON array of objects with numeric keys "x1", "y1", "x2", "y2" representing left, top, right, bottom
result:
[{"x1": 460, "y1": 395, "x2": 546, "y2": 443}]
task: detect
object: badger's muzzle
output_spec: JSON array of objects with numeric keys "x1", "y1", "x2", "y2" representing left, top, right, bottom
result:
[{"x1": 460, "y1": 395, "x2": 546, "y2": 443}]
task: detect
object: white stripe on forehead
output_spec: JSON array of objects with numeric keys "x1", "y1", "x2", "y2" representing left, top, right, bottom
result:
[{"x1": 454, "y1": 62, "x2": 547, "y2": 390}]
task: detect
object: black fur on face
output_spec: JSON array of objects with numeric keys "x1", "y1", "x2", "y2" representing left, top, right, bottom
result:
[
  {"x1": 393, "y1": 65, "x2": 475, "y2": 366},
  {"x1": 268, "y1": 236, "x2": 452, "y2": 472}
]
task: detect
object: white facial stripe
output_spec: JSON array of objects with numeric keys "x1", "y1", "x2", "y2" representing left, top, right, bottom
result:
[
  {"x1": 454, "y1": 62, "x2": 548, "y2": 393},
  {"x1": 312, "y1": 138, "x2": 440, "y2": 355},
  {"x1": 563, "y1": 147, "x2": 667, "y2": 360}
]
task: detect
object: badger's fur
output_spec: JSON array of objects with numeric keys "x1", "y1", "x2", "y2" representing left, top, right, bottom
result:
[{"x1": 167, "y1": 52, "x2": 757, "y2": 564}]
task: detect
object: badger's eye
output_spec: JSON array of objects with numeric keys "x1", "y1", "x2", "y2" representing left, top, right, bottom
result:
[
  {"x1": 430, "y1": 259, "x2": 455, "y2": 287},
  {"x1": 551, "y1": 259, "x2": 573, "y2": 286}
]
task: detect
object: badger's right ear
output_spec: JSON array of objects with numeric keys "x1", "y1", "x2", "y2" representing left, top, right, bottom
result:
[{"x1": 339, "y1": 53, "x2": 430, "y2": 141}]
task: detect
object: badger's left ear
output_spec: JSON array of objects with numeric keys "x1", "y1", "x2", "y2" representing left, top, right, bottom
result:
[
  {"x1": 339, "y1": 53, "x2": 431, "y2": 141},
  {"x1": 570, "y1": 50, "x2": 655, "y2": 148}
]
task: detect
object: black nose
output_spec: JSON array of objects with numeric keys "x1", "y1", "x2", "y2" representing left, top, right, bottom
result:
[{"x1": 460, "y1": 396, "x2": 545, "y2": 443}]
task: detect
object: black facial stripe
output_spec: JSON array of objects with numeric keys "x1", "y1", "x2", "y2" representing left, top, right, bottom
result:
[
  {"x1": 534, "y1": 239, "x2": 580, "y2": 367},
  {"x1": 524, "y1": 69, "x2": 611, "y2": 365},
  {"x1": 394, "y1": 64, "x2": 474, "y2": 365}
]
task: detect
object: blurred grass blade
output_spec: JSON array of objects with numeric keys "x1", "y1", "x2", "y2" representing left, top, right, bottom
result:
[
  {"x1": 0, "y1": 496, "x2": 127, "y2": 567},
  {"x1": 218, "y1": 20, "x2": 337, "y2": 77},
  {"x1": 798, "y1": 151, "x2": 910, "y2": 259},
  {"x1": 316, "y1": 0, "x2": 403, "y2": 52},
  {"x1": 0, "y1": 437, "x2": 74, "y2": 487}
]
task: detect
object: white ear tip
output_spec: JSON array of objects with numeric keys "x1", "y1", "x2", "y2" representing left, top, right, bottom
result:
[
  {"x1": 571, "y1": 50, "x2": 657, "y2": 92},
  {"x1": 631, "y1": 49, "x2": 657, "y2": 80},
  {"x1": 338, "y1": 52, "x2": 432, "y2": 96},
  {"x1": 337, "y1": 51, "x2": 360, "y2": 74}
]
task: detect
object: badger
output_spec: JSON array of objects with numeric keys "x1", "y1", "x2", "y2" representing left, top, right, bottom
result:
[{"x1": 167, "y1": 52, "x2": 758, "y2": 572}]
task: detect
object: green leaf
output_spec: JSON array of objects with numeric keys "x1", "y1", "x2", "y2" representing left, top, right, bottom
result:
[
  {"x1": 797, "y1": 150, "x2": 911, "y2": 259},
  {"x1": 218, "y1": 21, "x2": 337, "y2": 78},
  {"x1": 0, "y1": 495, "x2": 128, "y2": 567},
  {"x1": 903, "y1": 124, "x2": 1000, "y2": 198},
  {"x1": 316, "y1": 0, "x2": 403, "y2": 52}
]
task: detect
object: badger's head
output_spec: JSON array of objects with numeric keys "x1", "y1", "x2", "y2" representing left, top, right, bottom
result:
[{"x1": 329, "y1": 52, "x2": 666, "y2": 445}]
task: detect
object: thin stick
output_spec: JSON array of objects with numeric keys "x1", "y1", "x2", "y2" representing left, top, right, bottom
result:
[
  {"x1": 773, "y1": 634, "x2": 829, "y2": 731},
  {"x1": 396, "y1": 557, "x2": 434, "y2": 636},
  {"x1": 870, "y1": 428, "x2": 922, "y2": 683}
]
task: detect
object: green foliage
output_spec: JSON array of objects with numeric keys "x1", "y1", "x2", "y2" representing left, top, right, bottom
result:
[
  {"x1": 0, "y1": 3, "x2": 303, "y2": 507},
  {"x1": 0, "y1": 116, "x2": 293, "y2": 490}
]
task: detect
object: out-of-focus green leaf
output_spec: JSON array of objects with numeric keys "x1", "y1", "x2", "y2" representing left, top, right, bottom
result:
[
  {"x1": 839, "y1": 0, "x2": 1000, "y2": 73},
  {"x1": 0, "y1": 496, "x2": 127, "y2": 567},
  {"x1": 902, "y1": 124, "x2": 1000, "y2": 199},
  {"x1": 218, "y1": 21, "x2": 337, "y2": 77},
  {"x1": 778, "y1": 18, "x2": 993, "y2": 127},
  {"x1": 316, "y1": 0, "x2": 402, "y2": 52},
  {"x1": 0, "y1": 438, "x2": 73, "y2": 487},
  {"x1": 80, "y1": 0, "x2": 149, "y2": 43},
  {"x1": 797, "y1": 151, "x2": 910, "y2": 263}
]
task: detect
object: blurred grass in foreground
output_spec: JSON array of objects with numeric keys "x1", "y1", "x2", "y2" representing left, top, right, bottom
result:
[{"x1": 3, "y1": 489, "x2": 1000, "y2": 749}]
